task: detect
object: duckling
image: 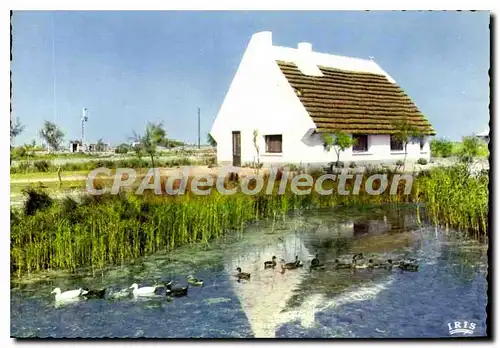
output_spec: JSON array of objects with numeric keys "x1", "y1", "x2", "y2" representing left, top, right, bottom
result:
[
  {"x1": 311, "y1": 254, "x2": 320, "y2": 267},
  {"x1": 107, "y1": 287, "x2": 131, "y2": 299},
  {"x1": 334, "y1": 259, "x2": 353, "y2": 269},
  {"x1": 351, "y1": 253, "x2": 365, "y2": 266},
  {"x1": 384, "y1": 259, "x2": 394, "y2": 270},
  {"x1": 82, "y1": 287, "x2": 106, "y2": 299},
  {"x1": 281, "y1": 257, "x2": 300, "y2": 270},
  {"x1": 294, "y1": 255, "x2": 304, "y2": 268},
  {"x1": 264, "y1": 256, "x2": 277, "y2": 269},
  {"x1": 310, "y1": 254, "x2": 325, "y2": 270},
  {"x1": 235, "y1": 267, "x2": 251, "y2": 281},
  {"x1": 165, "y1": 281, "x2": 188, "y2": 297},
  {"x1": 187, "y1": 275, "x2": 204, "y2": 286},
  {"x1": 368, "y1": 259, "x2": 387, "y2": 269},
  {"x1": 402, "y1": 257, "x2": 418, "y2": 264},
  {"x1": 295, "y1": 255, "x2": 304, "y2": 267},
  {"x1": 398, "y1": 259, "x2": 419, "y2": 272}
]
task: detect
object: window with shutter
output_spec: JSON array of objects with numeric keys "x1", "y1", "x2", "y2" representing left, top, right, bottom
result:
[
  {"x1": 265, "y1": 135, "x2": 282, "y2": 153},
  {"x1": 352, "y1": 135, "x2": 368, "y2": 152}
]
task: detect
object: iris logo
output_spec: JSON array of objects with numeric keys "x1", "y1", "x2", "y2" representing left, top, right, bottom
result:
[{"x1": 447, "y1": 321, "x2": 476, "y2": 335}]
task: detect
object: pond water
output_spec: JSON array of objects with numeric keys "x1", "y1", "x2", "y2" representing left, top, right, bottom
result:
[{"x1": 11, "y1": 204, "x2": 488, "y2": 338}]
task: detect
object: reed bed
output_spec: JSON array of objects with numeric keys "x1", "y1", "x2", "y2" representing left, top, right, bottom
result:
[
  {"x1": 415, "y1": 165, "x2": 489, "y2": 236},
  {"x1": 10, "y1": 166, "x2": 488, "y2": 277}
]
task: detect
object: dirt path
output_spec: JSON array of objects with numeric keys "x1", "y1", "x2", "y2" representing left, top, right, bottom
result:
[{"x1": 11, "y1": 175, "x2": 88, "y2": 184}]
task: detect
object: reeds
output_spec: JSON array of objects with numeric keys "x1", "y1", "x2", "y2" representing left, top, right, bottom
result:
[
  {"x1": 10, "y1": 165, "x2": 488, "y2": 277},
  {"x1": 416, "y1": 165, "x2": 488, "y2": 236}
]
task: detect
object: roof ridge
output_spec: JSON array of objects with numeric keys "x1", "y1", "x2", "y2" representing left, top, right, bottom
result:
[
  {"x1": 272, "y1": 45, "x2": 373, "y2": 63},
  {"x1": 276, "y1": 60, "x2": 388, "y2": 77}
]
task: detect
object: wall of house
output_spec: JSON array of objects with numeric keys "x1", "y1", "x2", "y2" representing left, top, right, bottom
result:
[
  {"x1": 210, "y1": 31, "x2": 318, "y2": 166},
  {"x1": 259, "y1": 132, "x2": 430, "y2": 166},
  {"x1": 210, "y1": 31, "x2": 431, "y2": 167}
]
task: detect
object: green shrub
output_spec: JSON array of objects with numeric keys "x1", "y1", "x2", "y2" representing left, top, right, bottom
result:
[
  {"x1": 22, "y1": 186, "x2": 53, "y2": 216},
  {"x1": 457, "y1": 136, "x2": 482, "y2": 164},
  {"x1": 286, "y1": 163, "x2": 299, "y2": 172},
  {"x1": 33, "y1": 160, "x2": 51, "y2": 172},
  {"x1": 430, "y1": 138, "x2": 453, "y2": 158},
  {"x1": 395, "y1": 160, "x2": 404, "y2": 166},
  {"x1": 95, "y1": 160, "x2": 115, "y2": 169},
  {"x1": 417, "y1": 158, "x2": 428, "y2": 165},
  {"x1": 17, "y1": 161, "x2": 32, "y2": 173},
  {"x1": 11, "y1": 147, "x2": 27, "y2": 159},
  {"x1": 349, "y1": 162, "x2": 357, "y2": 168},
  {"x1": 115, "y1": 143, "x2": 130, "y2": 154}
]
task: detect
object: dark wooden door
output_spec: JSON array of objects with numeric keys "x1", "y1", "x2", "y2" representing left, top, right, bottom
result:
[{"x1": 232, "y1": 131, "x2": 241, "y2": 167}]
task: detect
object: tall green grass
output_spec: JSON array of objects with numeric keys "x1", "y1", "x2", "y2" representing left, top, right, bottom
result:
[
  {"x1": 10, "y1": 166, "x2": 488, "y2": 277},
  {"x1": 416, "y1": 165, "x2": 489, "y2": 236},
  {"x1": 11, "y1": 169, "x2": 413, "y2": 277}
]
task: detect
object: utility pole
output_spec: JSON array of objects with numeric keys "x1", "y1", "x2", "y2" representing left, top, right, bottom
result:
[
  {"x1": 81, "y1": 107, "x2": 88, "y2": 152},
  {"x1": 197, "y1": 107, "x2": 201, "y2": 149}
]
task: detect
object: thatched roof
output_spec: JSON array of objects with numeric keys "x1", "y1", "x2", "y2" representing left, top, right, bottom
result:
[{"x1": 277, "y1": 60, "x2": 436, "y2": 135}]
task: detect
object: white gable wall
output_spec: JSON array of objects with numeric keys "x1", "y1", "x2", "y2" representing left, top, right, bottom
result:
[
  {"x1": 210, "y1": 31, "x2": 318, "y2": 165},
  {"x1": 210, "y1": 31, "x2": 431, "y2": 166}
]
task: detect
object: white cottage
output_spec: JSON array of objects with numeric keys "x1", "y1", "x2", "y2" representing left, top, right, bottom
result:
[
  {"x1": 476, "y1": 127, "x2": 489, "y2": 143},
  {"x1": 210, "y1": 31, "x2": 435, "y2": 167}
]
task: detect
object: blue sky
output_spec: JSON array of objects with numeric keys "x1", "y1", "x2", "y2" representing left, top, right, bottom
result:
[{"x1": 11, "y1": 11, "x2": 489, "y2": 145}]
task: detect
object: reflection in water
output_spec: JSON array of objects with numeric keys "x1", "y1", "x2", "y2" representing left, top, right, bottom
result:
[
  {"x1": 224, "y1": 207, "x2": 424, "y2": 337},
  {"x1": 226, "y1": 231, "x2": 313, "y2": 337},
  {"x1": 11, "y1": 205, "x2": 488, "y2": 338},
  {"x1": 53, "y1": 297, "x2": 85, "y2": 309}
]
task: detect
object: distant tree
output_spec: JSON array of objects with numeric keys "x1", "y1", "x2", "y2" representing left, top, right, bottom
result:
[
  {"x1": 115, "y1": 143, "x2": 130, "y2": 154},
  {"x1": 10, "y1": 117, "x2": 25, "y2": 163},
  {"x1": 132, "y1": 122, "x2": 167, "y2": 167},
  {"x1": 392, "y1": 119, "x2": 422, "y2": 171},
  {"x1": 207, "y1": 133, "x2": 217, "y2": 147},
  {"x1": 39, "y1": 121, "x2": 65, "y2": 151},
  {"x1": 12, "y1": 146, "x2": 27, "y2": 158},
  {"x1": 430, "y1": 138, "x2": 453, "y2": 158},
  {"x1": 131, "y1": 133, "x2": 143, "y2": 159},
  {"x1": 10, "y1": 117, "x2": 25, "y2": 145},
  {"x1": 96, "y1": 139, "x2": 106, "y2": 152},
  {"x1": 162, "y1": 138, "x2": 185, "y2": 148},
  {"x1": 322, "y1": 130, "x2": 354, "y2": 167},
  {"x1": 457, "y1": 136, "x2": 481, "y2": 164}
]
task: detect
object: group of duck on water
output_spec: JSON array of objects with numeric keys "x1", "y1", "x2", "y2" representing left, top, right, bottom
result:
[
  {"x1": 50, "y1": 253, "x2": 419, "y2": 303},
  {"x1": 50, "y1": 275, "x2": 204, "y2": 303},
  {"x1": 234, "y1": 253, "x2": 419, "y2": 281}
]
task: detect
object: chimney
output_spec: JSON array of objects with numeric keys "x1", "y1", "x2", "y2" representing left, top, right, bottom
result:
[
  {"x1": 296, "y1": 41, "x2": 322, "y2": 77},
  {"x1": 250, "y1": 31, "x2": 273, "y2": 47},
  {"x1": 298, "y1": 42, "x2": 312, "y2": 52}
]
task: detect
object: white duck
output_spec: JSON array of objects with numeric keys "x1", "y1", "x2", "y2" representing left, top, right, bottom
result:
[
  {"x1": 51, "y1": 287, "x2": 88, "y2": 301},
  {"x1": 129, "y1": 283, "x2": 158, "y2": 297}
]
